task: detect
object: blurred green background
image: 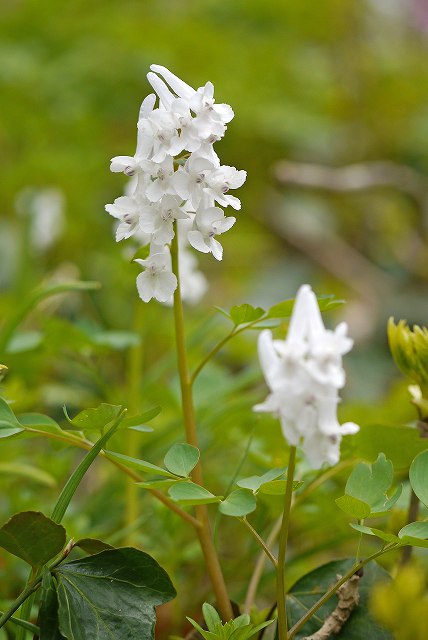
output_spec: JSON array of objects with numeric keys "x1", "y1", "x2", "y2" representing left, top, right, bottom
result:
[{"x1": 1, "y1": 0, "x2": 428, "y2": 635}]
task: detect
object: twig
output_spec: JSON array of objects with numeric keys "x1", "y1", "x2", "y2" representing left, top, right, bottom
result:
[{"x1": 301, "y1": 573, "x2": 361, "y2": 640}]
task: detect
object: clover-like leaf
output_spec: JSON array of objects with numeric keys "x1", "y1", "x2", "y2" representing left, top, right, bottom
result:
[
  {"x1": 219, "y1": 489, "x2": 257, "y2": 517},
  {"x1": 259, "y1": 479, "x2": 304, "y2": 495},
  {"x1": 164, "y1": 443, "x2": 200, "y2": 477},
  {"x1": 345, "y1": 453, "x2": 393, "y2": 508},
  {"x1": 54, "y1": 548, "x2": 176, "y2": 640},
  {"x1": 0, "y1": 511, "x2": 66, "y2": 567},
  {"x1": 66, "y1": 403, "x2": 122, "y2": 432},
  {"x1": 229, "y1": 304, "x2": 265, "y2": 326},
  {"x1": 336, "y1": 495, "x2": 371, "y2": 520},
  {"x1": 237, "y1": 467, "x2": 286, "y2": 493},
  {"x1": 168, "y1": 481, "x2": 221, "y2": 505},
  {"x1": 350, "y1": 523, "x2": 400, "y2": 544},
  {"x1": 409, "y1": 449, "x2": 428, "y2": 508},
  {"x1": 120, "y1": 406, "x2": 161, "y2": 432}
]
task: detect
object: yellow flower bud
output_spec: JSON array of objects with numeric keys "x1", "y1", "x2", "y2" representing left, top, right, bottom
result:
[
  {"x1": 388, "y1": 318, "x2": 428, "y2": 394},
  {"x1": 0, "y1": 365, "x2": 8, "y2": 382}
]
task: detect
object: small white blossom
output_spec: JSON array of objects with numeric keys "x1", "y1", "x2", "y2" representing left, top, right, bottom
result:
[
  {"x1": 105, "y1": 196, "x2": 141, "y2": 241},
  {"x1": 135, "y1": 249, "x2": 177, "y2": 303},
  {"x1": 204, "y1": 165, "x2": 247, "y2": 210},
  {"x1": 188, "y1": 207, "x2": 236, "y2": 261},
  {"x1": 254, "y1": 285, "x2": 359, "y2": 469},
  {"x1": 139, "y1": 195, "x2": 189, "y2": 245}
]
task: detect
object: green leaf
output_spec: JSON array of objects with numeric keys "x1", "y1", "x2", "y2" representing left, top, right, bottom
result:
[
  {"x1": 350, "y1": 524, "x2": 400, "y2": 544},
  {"x1": 259, "y1": 479, "x2": 304, "y2": 495},
  {"x1": 336, "y1": 495, "x2": 371, "y2": 519},
  {"x1": 370, "y1": 484, "x2": 403, "y2": 516},
  {"x1": 237, "y1": 467, "x2": 286, "y2": 493},
  {"x1": 0, "y1": 462, "x2": 56, "y2": 487},
  {"x1": 54, "y1": 547, "x2": 176, "y2": 640},
  {"x1": 164, "y1": 443, "x2": 200, "y2": 477},
  {"x1": 0, "y1": 511, "x2": 66, "y2": 567},
  {"x1": 214, "y1": 306, "x2": 232, "y2": 320},
  {"x1": 286, "y1": 558, "x2": 393, "y2": 639},
  {"x1": 104, "y1": 451, "x2": 177, "y2": 478},
  {"x1": 39, "y1": 569, "x2": 65, "y2": 640},
  {"x1": 202, "y1": 603, "x2": 222, "y2": 632},
  {"x1": 120, "y1": 406, "x2": 161, "y2": 431},
  {"x1": 67, "y1": 403, "x2": 122, "y2": 432},
  {"x1": 51, "y1": 410, "x2": 126, "y2": 524},
  {"x1": 18, "y1": 413, "x2": 65, "y2": 436},
  {"x1": 398, "y1": 521, "x2": 428, "y2": 548},
  {"x1": 0, "y1": 397, "x2": 24, "y2": 438},
  {"x1": 219, "y1": 489, "x2": 257, "y2": 517},
  {"x1": 409, "y1": 449, "x2": 428, "y2": 508},
  {"x1": 229, "y1": 304, "x2": 265, "y2": 325},
  {"x1": 168, "y1": 481, "x2": 221, "y2": 505},
  {"x1": 74, "y1": 539, "x2": 115, "y2": 555},
  {"x1": 345, "y1": 453, "x2": 393, "y2": 507},
  {"x1": 266, "y1": 299, "x2": 294, "y2": 319}
]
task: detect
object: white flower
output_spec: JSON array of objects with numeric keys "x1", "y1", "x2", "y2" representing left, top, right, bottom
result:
[
  {"x1": 135, "y1": 249, "x2": 177, "y2": 302},
  {"x1": 141, "y1": 156, "x2": 176, "y2": 202},
  {"x1": 173, "y1": 155, "x2": 217, "y2": 209},
  {"x1": 139, "y1": 195, "x2": 189, "y2": 245},
  {"x1": 204, "y1": 165, "x2": 247, "y2": 210},
  {"x1": 105, "y1": 196, "x2": 141, "y2": 241},
  {"x1": 188, "y1": 207, "x2": 236, "y2": 261},
  {"x1": 254, "y1": 285, "x2": 359, "y2": 469},
  {"x1": 138, "y1": 109, "x2": 184, "y2": 163}
]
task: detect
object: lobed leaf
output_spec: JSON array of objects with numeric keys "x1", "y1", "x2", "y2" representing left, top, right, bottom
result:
[
  {"x1": 336, "y1": 495, "x2": 371, "y2": 520},
  {"x1": 67, "y1": 403, "x2": 122, "y2": 432},
  {"x1": 237, "y1": 467, "x2": 286, "y2": 493},
  {"x1": 398, "y1": 521, "x2": 428, "y2": 548},
  {"x1": 54, "y1": 547, "x2": 176, "y2": 640},
  {"x1": 345, "y1": 453, "x2": 393, "y2": 508},
  {"x1": 229, "y1": 304, "x2": 265, "y2": 325}
]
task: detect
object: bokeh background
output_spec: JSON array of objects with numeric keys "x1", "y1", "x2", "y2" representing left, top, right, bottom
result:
[{"x1": 1, "y1": 0, "x2": 428, "y2": 635}]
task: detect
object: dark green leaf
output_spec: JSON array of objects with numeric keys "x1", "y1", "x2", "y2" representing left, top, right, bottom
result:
[
  {"x1": 0, "y1": 397, "x2": 24, "y2": 438},
  {"x1": 409, "y1": 449, "x2": 428, "y2": 508},
  {"x1": 74, "y1": 539, "x2": 115, "y2": 555},
  {"x1": 68, "y1": 403, "x2": 122, "y2": 432},
  {"x1": 229, "y1": 304, "x2": 265, "y2": 325},
  {"x1": 39, "y1": 569, "x2": 65, "y2": 640},
  {"x1": 0, "y1": 511, "x2": 66, "y2": 567},
  {"x1": 336, "y1": 495, "x2": 371, "y2": 519},
  {"x1": 164, "y1": 443, "x2": 200, "y2": 477},
  {"x1": 168, "y1": 481, "x2": 221, "y2": 505},
  {"x1": 55, "y1": 548, "x2": 176, "y2": 640},
  {"x1": 286, "y1": 558, "x2": 393, "y2": 639},
  {"x1": 104, "y1": 451, "x2": 177, "y2": 478},
  {"x1": 219, "y1": 489, "x2": 257, "y2": 517}
]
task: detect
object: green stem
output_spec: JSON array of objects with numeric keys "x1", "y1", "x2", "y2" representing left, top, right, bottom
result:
[
  {"x1": 287, "y1": 544, "x2": 399, "y2": 640},
  {"x1": 191, "y1": 317, "x2": 267, "y2": 385},
  {"x1": 355, "y1": 520, "x2": 363, "y2": 565},
  {"x1": 276, "y1": 446, "x2": 297, "y2": 640},
  {"x1": 125, "y1": 302, "x2": 145, "y2": 545},
  {"x1": 171, "y1": 230, "x2": 233, "y2": 622},
  {"x1": 0, "y1": 546, "x2": 72, "y2": 630},
  {"x1": 240, "y1": 518, "x2": 277, "y2": 567}
]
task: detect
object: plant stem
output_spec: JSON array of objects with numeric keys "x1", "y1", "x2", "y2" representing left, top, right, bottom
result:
[
  {"x1": 0, "y1": 612, "x2": 39, "y2": 634},
  {"x1": 170, "y1": 230, "x2": 233, "y2": 622},
  {"x1": 244, "y1": 516, "x2": 282, "y2": 614},
  {"x1": 287, "y1": 544, "x2": 398, "y2": 640},
  {"x1": 240, "y1": 518, "x2": 278, "y2": 567},
  {"x1": 276, "y1": 446, "x2": 297, "y2": 640},
  {"x1": 0, "y1": 581, "x2": 41, "y2": 630},
  {"x1": 400, "y1": 488, "x2": 420, "y2": 565},
  {"x1": 125, "y1": 302, "x2": 145, "y2": 545}
]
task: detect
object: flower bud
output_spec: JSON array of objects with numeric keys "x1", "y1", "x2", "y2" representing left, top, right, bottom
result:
[{"x1": 388, "y1": 318, "x2": 428, "y2": 393}]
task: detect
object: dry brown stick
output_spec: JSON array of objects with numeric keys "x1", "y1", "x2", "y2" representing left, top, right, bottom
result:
[{"x1": 302, "y1": 573, "x2": 361, "y2": 640}]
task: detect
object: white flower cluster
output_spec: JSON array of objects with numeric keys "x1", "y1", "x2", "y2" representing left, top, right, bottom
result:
[
  {"x1": 254, "y1": 285, "x2": 359, "y2": 469},
  {"x1": 106, "y1": 64, "x2": 246, "y2": 303}
]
